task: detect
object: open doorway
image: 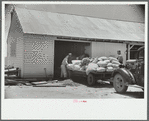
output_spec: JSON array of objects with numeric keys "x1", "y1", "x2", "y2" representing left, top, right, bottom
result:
[
  {"x1": 130, "y1": 45, "x2": 143, "y2": 59},
  {"x1": 54, "y1": 40, "x2": 91, "y2": 79}
]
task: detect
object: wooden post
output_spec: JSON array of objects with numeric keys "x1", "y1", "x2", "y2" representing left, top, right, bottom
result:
[
  {"x1": 128, "y1": 44, "x2": 130, "y2": 60},
  {"x1": 126, "y1": 44, "x2": 128, "y2": 60}
]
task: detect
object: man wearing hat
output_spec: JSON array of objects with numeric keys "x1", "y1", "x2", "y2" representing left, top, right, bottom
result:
[{"x1": 117, "y1": 50, "x2": 123, "y2": 64}]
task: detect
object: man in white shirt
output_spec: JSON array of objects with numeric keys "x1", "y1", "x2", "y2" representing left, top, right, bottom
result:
[
  {"x1": 60, "y1": 53, "x2": 72, "y2": 79},
  {"x1": 117, "y1": 50, "x2": 123, "y2": 64}
]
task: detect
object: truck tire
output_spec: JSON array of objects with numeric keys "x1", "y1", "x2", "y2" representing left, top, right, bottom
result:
[
  {"x1": 87, "y1": 73, "x2": 96, "y2": 86},
  {"x1": 113, "y1": 73, "x2": 128, "y2": 93}
]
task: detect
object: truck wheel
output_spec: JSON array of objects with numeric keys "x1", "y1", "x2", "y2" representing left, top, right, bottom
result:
[
  {"x1": 113, "y1": 73, "x2": 128, "y2": 93},
  {"x1": 87, "y1": 73, "x2": 96, "y2": 86}
]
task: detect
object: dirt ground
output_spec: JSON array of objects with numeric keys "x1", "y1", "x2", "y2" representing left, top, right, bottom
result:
[{"x1": 5, "y1": 79, "x2": 144, "y2": 99}]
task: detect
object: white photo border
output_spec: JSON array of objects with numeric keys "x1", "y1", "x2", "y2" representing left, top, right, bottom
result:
[{"x1": 2, "y1": 1, "x2": 148, "y2": 120}]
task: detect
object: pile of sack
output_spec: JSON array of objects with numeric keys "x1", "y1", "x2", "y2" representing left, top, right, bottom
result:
[
  {"x1": 67, "y1": 56, "x2": 121, "y2": 75},
  {"x1": 86, "y1": 56, "x2": 120, "y2": 75},
  {"x1": 67, "y1": 58, "x2": 90, "y2": 71}
]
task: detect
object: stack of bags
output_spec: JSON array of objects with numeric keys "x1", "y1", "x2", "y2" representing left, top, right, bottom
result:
[
  {"x1": 86, "y1": 56, "x2": 121, "y2": 75},
  {"x1": 80, "y1": 58, "x2": 90, "y2": 71},
  {"x1": 86, "y1": 63, "x2": 99, "y2": 75},
  {"x1": 67, "y1": 60, "x2": 82, "y2": 71},
  {"x1": 67, "y1": 58, "x2": 91, "y2": 71},
  {"x1": 67, "y1": 56, "x2": 121, "y2": 74}
]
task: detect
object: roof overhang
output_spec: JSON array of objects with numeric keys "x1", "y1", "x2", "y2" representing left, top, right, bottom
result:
[{"x1": 15, "y1": 7, "x2": 145, "y2": 43}]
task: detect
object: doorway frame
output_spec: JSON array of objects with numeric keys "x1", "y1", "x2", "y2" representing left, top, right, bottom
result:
[
  {"x1": 127, "y1": 43, "x2": 144, "y2": 60},
  {"x1": 54, "y1": 39, "x2": 91, "y2": 78}
]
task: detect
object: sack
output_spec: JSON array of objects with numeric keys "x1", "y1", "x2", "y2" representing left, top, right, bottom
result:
[
  {"x1": 72, "y1": 60, "x2": 81, "y2": 65},
  {"x1": 108, "y1": 57, "x2": 118, "y2": 62},
  {"x1": 73, "y1": 65, "x2": 81, "y2": 71},
  {"x1": 92, "y1": 58, "x2": 98, "y2": 63},
  {"x1": 80, "y1": 65, "x2": 88, "y2": 71},
  {"x1": 107, "y1": 63, "x2": 113, "y2": 67},
  {"x1": 106, "y1": 67, "x2": 114, "y2": 72},
  {"x1": 104, "y1": 60, "x2": 110, "y2": 64},
  {"x1": 67, "y1": 64, "x2": 74, "y2": 70},
  {"x1": 86, "y1": 63, "x2": 98, "y2": 75},
  {"x1": 112, "y1": 64, "x2": 119, "y2": 69},
  {"x1": 90, "y1": 58, "x2": 94, "y2": 62},
  {"x1": 112, "y1": 60, "x2": 120, "y2": 65},
  {"x1": 98, "y1": 58, "x2": 102, "y2": 61},
  {"x1": 97, "y1": 67, "x2": 106, "y2": 72},
  {"x1": 97, "y1": 61, "x2": 107, "y2": 67},
  {"x1": 81, "y1": 58, "x2": 90, "y2": 66},
  {"x1": 99, "y1": 56, "x2": 108, "y2": 61}
]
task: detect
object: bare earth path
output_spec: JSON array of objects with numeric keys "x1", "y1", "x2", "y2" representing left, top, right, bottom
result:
[{"x1": 5, "y1": 79, "x2": 144, "y2": 99}]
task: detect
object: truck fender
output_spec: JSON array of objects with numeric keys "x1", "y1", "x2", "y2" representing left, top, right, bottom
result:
[{"x1": 112, "y1": 68, "x2": 136, "y2": 84}]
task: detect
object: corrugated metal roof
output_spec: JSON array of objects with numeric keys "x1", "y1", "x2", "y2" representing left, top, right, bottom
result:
[{"x1": 15, "y1": 7, "x2": 145, "y2": 42}]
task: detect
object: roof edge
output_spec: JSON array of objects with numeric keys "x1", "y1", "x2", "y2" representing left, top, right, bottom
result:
[
  {"x1": 23, "y1": 33, "x2": 145, "y2": 43},
  {"x1": 13, "y1": 7, "x2": 25, "y2": 33}
]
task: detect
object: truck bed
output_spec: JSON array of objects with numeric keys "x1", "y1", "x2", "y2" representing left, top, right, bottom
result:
[{"x1": 69, "y1": 69, "x2": 113, "y2": 80}]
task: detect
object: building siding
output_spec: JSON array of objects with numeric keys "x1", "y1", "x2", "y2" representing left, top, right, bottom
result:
[
  {"x1": 23, "y1": 34, "x2": 55, "y2": 78},
  {"x1": 7, "y1": 10, "x2": 24, "y2": 76},
  {"x1": 91, "y1": 42, "x2": 126, "y2": 64}
]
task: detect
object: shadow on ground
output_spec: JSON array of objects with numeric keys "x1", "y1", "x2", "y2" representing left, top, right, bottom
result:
[
  {"x1": 114, "y1": 91, "x2": 144, "y2": 98},
  {"x1": 60, "y1": 77, "x2": 114, "y2": 88},
  {"x1": 92, "y1": 83, "x2": 113, "y2": 88}
]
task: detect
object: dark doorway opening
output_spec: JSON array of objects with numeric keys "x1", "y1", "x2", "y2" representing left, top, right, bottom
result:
[
  {"x1": 54, "y1": 40, "x2": 90, "y2": 79},
  {"x1": 130, "y1": 45, "x2": 143, "y2": 59}
]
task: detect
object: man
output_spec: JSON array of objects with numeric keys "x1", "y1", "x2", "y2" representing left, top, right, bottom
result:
[
  {"x1": 117, "y1": 50, "x2": 123, "y2": 64},
  {"x1": 60, "y1": 53, "x2": 72, "y2": 79},
  {"x1": 67, "y1": 53, "x2": 72, "y2": 64}
]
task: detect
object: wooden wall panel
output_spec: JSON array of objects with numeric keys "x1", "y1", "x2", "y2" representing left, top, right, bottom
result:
[
  {"x1": 23, "y1": 34, "x2": 55, "y2": 78},
  {"x1": 91, "y1": 42, "x2": 127, "y2": 64}
]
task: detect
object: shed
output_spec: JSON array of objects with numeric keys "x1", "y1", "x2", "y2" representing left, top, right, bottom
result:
[{"x1": 7, "y1": 7, "x2": 145, "y2": 78}]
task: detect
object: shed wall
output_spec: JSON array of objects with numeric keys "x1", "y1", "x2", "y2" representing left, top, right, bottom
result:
[
  {"x1": 91, "y1": 42, "x2": 127, "y2": 63},
  {"x1": 23, "y1": 34, "x2": 55, "y2": 78},
  {"x1": 7, "y1": 10, "x2": 24, "y2": 76}
]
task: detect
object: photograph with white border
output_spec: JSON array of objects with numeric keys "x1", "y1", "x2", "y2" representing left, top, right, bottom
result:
[{"x1": 2, "y1": 1, "x2": 148, "y2": 120}]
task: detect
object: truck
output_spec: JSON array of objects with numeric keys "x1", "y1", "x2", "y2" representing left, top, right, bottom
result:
[
  {"x1": 67, "y1": 46, "x2": 144, "y2": 93},
  {"x1": 68, "y1": 69, "x2": 113, "y2": 86},
  {"x1": 112, "y1": 46, "x2": 144, "y2": 93}
]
